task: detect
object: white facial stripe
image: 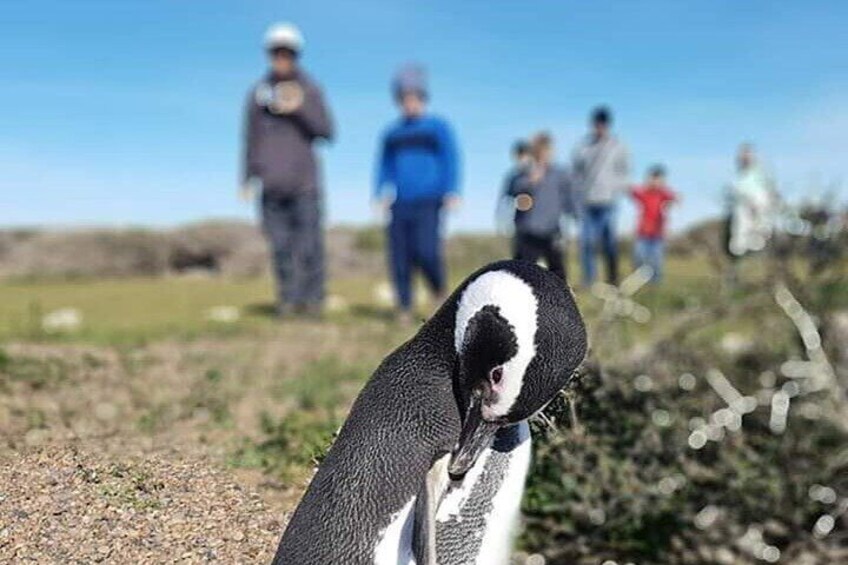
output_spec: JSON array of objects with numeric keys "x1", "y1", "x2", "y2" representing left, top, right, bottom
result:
[{"x1": 454, "y1": 270, "x2": 538, "y2": 417}]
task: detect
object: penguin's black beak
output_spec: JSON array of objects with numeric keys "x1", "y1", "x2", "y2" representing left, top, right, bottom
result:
[{"x1": 448, "y1": 393, "x2": 500, "y2": 480}]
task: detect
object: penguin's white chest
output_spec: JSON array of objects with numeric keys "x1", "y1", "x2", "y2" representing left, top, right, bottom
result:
[
  {"x1": 372, "y1": 423, "x2": 531, "y2": 565},
  {"x1": 435, "y1": 421, "x2": 532, "y2": 565},
  {"x1": 374, "y1": 497, "x2": 417, "y2": 565}
]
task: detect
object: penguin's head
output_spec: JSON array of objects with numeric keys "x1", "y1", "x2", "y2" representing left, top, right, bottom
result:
[{"x1": 448, "y1": 260, "x2": 587, "y2": 478}]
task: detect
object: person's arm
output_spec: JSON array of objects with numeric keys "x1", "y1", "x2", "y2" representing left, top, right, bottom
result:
[
  {"x1": 570, "y1": 144, "x2": 584, "y2": 177},
  {"x1": 436, "y1": 120, "x2": 461, "y2": 198},
  {"x1": 240, "y1": 89, "x2": 262, "y2": 199},
  {"x1": 374, "y1": 132, "x2": 393, "y2": 202},
  {"x1": 560, "y1": 169, "x2": 578, "y2": 218},
  {"x1": 291, "y1": 82, "x2": 334, "y2": 141},
  {"x1": 614, "y1": 143, "x2": 631, "y2": 196},
  {"x1": 496, "y1": 171, "x2": 516, "y2": 234},
  {"x1": 242, "y1": 90, "x2": 260, "y2": 183},
  {"x1": 570, "y1": 144, "x2": 587, "y2": 207},
  {"x1": 503, "y1": 170, "x2": 518, "y2": 197},
  {"x1": 436, "y1": 120, "x2": 461, "y2": 210},
  {"x1": 765, "y1": 171, "x2": 780, "y2": 212}
]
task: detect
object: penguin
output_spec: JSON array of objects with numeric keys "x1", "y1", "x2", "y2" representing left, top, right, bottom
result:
[
  {"x1": 426, "y1": 265, "x2": 584, "y2": 565},
  {"x1": 271, "y1": 260, "x2": 587, "y2": 565}
]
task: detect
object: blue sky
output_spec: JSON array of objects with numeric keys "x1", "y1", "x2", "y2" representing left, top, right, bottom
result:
[{"x1": 2, "y1": 1, "x2": 846, "y2": 234}]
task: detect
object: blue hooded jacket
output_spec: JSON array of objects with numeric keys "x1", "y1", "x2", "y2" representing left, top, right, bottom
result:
[{"x1": 374, "y1": 114, "x2": 460, "y2": 203}]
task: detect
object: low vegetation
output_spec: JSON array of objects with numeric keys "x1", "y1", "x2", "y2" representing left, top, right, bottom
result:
[{"x1": 1, "y1": 223, "x2": 846, "y2": 563}]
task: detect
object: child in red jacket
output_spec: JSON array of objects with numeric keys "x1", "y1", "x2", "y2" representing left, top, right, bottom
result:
[{"x1": 630, "y1": 164, "x2": 678, "y2": 283}]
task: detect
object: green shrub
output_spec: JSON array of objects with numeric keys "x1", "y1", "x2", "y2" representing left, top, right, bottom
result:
[{"x1": 522, "y1": 287, "x2": 848, "y2": 564}]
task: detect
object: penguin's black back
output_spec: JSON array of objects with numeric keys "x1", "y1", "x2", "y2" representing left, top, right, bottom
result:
[{"x1": 272, "y1": 305, "x2": 461, "y2": 564}]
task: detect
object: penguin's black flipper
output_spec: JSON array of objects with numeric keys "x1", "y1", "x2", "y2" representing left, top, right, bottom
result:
[
  {"x1": 413, "y1": 453, "x2": 450, "y2": 565},
  {"x1": 411, "y1": 489, "x2": 431, "y2": 565}
]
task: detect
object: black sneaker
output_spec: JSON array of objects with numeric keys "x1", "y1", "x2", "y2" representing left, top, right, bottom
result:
[{"x1": 299, "y1": 303, "x2": 324, "y2": 321}]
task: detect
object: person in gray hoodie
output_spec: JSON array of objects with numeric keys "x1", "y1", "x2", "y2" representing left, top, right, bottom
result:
[
  {"x1": 241, "y1": 23, "x2": 334, "y2": 318},
  {"x1": 571, "y1": 106, "x2": 630, "y2": 286},
  {"x1": 508, "y1": 132, "x2": 577, "y2": 280}
]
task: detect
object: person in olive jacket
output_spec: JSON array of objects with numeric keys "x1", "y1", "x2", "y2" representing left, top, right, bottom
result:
[{"x1": 241, "y1": 22, "x2": 334, "y2": 318}]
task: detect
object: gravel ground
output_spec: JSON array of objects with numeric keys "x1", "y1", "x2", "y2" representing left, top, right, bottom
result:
[
  {"x1": 0, "y1": 329, "x2": 399, "y2": 564},
  {"x1": 0, "y1": 446, "x2": 284, "y2": 563}
]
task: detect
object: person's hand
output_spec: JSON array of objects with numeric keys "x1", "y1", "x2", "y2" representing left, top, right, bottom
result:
[
  {"x1": 271, "y1": 81, "x2": 304, "y2": 114},
  {"x1": 444, "y1": 194, "x2": 462, "y2": 211},
  {"x1": 239, "y1": 181, "x2": 256, "y2": 203},
  {"x1": 372, "y1": 197, "x2": 392, "y2": 221}
]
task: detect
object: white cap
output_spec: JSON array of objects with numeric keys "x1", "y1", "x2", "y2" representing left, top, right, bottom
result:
[{"x1": 264, "y1": 22, "x2": 304, "y2": 52}]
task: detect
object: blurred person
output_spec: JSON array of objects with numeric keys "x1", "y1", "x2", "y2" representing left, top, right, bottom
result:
[
  {"x1": 496, "y1": 140, "x2": 532, "y2": 233},
  {"x1": 572, "y1": 106, "x2": 630, "y2": 287},
  {"x1": 508, "y1": 133, "x2": 576, "y2": 280},
  {"x1": 374, "y1": 64, "x2": 461, "y2": 323},
  {"x1": 241, "y1": 23, "x2": 334, "y2": 319},
  {"x1": 630, "y1": 164, "x2": 678, "y2": 283},
  {"x1": 724, "y1": 143, "x2": 777, "y2": 259}
]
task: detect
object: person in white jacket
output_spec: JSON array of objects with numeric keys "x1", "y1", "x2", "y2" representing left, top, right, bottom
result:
[{"x1": 725, "y1": 144, "x2": 777, "y2": 258}]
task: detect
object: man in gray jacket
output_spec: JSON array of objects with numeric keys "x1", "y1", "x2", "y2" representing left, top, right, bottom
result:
[
  {"x1": 241, "y1": 23, "x2": 334, "y2": 318},
  {"x1": 572, "y1": 106, "x2": 630, "y2": 286}
]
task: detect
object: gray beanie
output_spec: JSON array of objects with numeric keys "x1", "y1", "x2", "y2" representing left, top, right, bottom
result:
[{"x1": 392, "y1": 63, "x2": 428, "y2": 100}]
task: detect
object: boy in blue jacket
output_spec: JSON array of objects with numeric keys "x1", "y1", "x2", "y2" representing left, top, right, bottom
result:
[{"x1": 374, "y1": 64, "x2": 461, "y2": 322}]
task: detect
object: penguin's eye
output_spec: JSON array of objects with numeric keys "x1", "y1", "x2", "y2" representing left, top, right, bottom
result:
[{"x1": 489, "y1": 366, "x2": 504, "y2": 385}]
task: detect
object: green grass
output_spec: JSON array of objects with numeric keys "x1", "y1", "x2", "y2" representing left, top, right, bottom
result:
[
  {"x1": 228, "y1": 356, "x2": 371, "y2": 482},
  {"x1": 0, "y1": 276, "x2": 271, "y2": 343},
  {"x1": 0, "y1": 255, "x2": 717, "y2": 345},
  {"x1": 0, "y1": 275, "x2": 385, "y2": 344},
  {"x1": 278, "y1": 356, "x2": 372, "y2": 412}
]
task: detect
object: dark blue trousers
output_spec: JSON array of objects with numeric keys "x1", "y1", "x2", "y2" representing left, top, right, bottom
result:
[
  {"x1": 580, "y1": 204, "x2": 620, "y2": 286},
  {"x1": 261, "y1": 192, "x2": 325, "y2": 309},
  {"x1": 388, "y1": 199, "x2": 445, "y2": 310}
]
